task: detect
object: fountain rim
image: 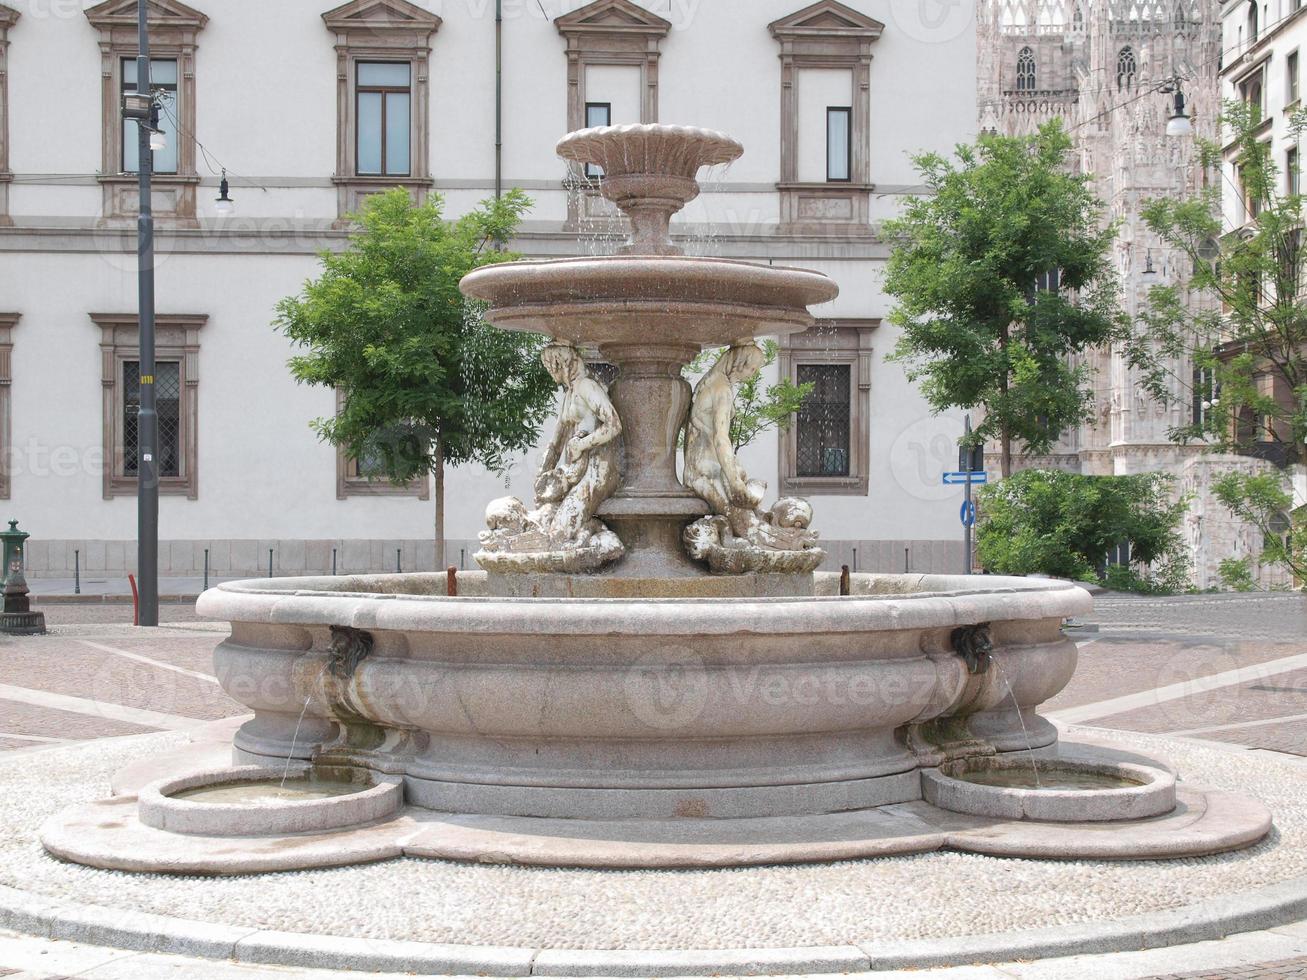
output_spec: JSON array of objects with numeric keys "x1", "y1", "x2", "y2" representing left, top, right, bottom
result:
[
  {"x1": 196, "y1": 573, "x2": 1091, "y2": 635},
  {"x1": 459, "y1": 253, "x2": 842, "y2": 277},
  {"x1": 555, "y1": 123, "x2": 745, "y2": 168}
]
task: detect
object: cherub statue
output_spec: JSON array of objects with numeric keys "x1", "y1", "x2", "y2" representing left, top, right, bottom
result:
[
  {"x1": 476, "y1": 343, "x2": 624, "y2": 573},
  {"x1": 682, "y1": 341, "x2": 823, "y2": 574}
]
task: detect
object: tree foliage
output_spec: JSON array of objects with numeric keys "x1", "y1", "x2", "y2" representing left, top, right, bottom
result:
[
  {"x1": 976, "y1": 469, "x2": 1192, "y2": 593},
  {"x1": 275, "y1": 188, "x2": 556, "y2": 482},
  {"x1": 684, "y1": 340, "x2": 812, "y2": 451},
  {"x1": 883, "y1": 121, "x2": 1126, "y2": 475},
  {"x1": 1213, "y1": 470, "x2": 1304, "y2": 584}
]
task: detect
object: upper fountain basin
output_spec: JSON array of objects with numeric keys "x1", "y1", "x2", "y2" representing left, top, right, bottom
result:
[
  {"x1": 557, "y1": 124, "x2": 743, "y2": 181},
  {"x1": 460, "y1": 255, "x2": 839, "y2": 347}
]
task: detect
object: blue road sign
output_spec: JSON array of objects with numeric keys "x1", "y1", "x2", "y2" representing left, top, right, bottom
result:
[
  {"x1": 942, "y1": 471, "x2": 989, "y2": 486},
  {"x1": 960, "y1": 500, "x2": 977, "y2": 528}
]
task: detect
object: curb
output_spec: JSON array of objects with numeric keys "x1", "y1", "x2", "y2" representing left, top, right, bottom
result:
[{"x1": 3, "y1": 875, "x2": 1307, "y2": 975}]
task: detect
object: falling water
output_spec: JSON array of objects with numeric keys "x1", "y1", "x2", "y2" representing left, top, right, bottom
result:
[
  {"x1": 279, "y1": 661, "x2": 330, "y2": 788},
  {"x1": 681, "y1": 160, "x2": 733, "y2": 257},
  {"x1": 994, "y1": 659, "x2": 1042, "y2": 788}
]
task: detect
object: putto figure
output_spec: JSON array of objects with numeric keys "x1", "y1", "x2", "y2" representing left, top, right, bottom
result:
[
  {"x1": 476, "y1": 343, "x2": 624, "y2": 574},
  {"x1": 682, "y1": 341, "x2": 824, "y2": 575}
]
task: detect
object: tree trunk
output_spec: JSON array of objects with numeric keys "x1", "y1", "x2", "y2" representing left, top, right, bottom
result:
[
  {"x1": 1000, "y1": 424, "x2": 1013, "y2": 479},
  {"x1": 434, "y1": 438, "x2": 446, "y2": 571}
]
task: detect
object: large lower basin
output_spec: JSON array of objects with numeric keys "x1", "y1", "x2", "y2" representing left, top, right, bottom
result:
[{"x1": 197, "y1": 572, "x2": 1090, "y2": 821}]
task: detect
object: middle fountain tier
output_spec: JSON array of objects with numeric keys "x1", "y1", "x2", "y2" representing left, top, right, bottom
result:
[{"x1": 461, "y1": 124, "x2": 839, "y2": 588}]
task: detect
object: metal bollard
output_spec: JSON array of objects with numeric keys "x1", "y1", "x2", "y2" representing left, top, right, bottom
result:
[
  {"x1": 203, "y1": 548, "x2": 209, "y2": 591},
  {"x1": 74, "y1": 549, "x2": 81, "y2": 595},
  {"x1": 396, "y1": 548, "x2": 402, "y2": 573},
  {"x1": 904, "y1": 547, "x2": 910, "y2": 573},
  {"x1": 446, "y1": 565, "x2": 458, "y2": 597},
  {"x1": 268, "y1": 549, "x2": 274, "y2": 578},
  {"x1": 332, "y1": 547, "x2": 338, "y2": 576}
]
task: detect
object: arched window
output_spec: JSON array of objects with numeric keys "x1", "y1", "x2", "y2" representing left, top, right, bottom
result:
[
  {"x1": 1017, "y1": 47, "x2": 1037, "y2": 92},
  {"x1": 1117, "y1": 46, "x2": 1138, "y2": 90},
  {"x1": 1248, "y1": 0, "x2": 1259, "y2": 43}
]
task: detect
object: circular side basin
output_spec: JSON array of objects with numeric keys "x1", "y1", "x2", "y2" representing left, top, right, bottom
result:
[
  {"x1": 922, "y1": 757, "x2": 1176, "y2": 822},
  {"x1": 138, "y1": 765, "x2": 402, "y2": 836}
]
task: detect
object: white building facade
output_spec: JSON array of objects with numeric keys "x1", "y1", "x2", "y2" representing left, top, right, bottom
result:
[{"x1": 0, "y1": 0, "x2": 979, "y2": 579}]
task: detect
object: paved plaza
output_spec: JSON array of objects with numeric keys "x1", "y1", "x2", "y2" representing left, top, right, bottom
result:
[{"x1": 0, "y1": 589, "x2": 1302, "y2": 978}]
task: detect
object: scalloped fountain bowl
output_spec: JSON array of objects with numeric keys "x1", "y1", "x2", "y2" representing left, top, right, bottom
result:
[
  {"x1": 922, "y1": 757, "x2": 1178, "y2": 822},
  {"x1": 138, "y1": 764, "x2": 402, "y2": 836}
]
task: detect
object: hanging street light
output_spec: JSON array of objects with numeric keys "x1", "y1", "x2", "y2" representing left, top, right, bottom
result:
[
  {"x1": 1164, "y1": 79, "x2": 1193, "y2": 137},
  {"x1": 214, "y1": 169, "x2": 235, "y2": 214}
]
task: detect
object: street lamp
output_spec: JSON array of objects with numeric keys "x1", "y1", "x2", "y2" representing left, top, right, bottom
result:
[
  {"x1": 120, "y1": 4, "x2": 160, "y2": 627},
  {"x1": 214, "y1": 168, "x2": 234, "y2": 214},
  {"x1": 1142, "y1": 248, "x2": 1158, "y2": 280},
  {"x1": 1165, "y1": 82, "x2": 1193, "y2": 137}
]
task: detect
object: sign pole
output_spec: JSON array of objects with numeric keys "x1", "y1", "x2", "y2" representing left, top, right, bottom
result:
[{"x1": 963, "y1": 414, "x2": 973, "y2": 575}]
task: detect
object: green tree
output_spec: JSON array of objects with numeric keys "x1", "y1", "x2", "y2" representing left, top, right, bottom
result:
[
  {"x1": 683, "y1": 340, "x2": 812, "y2": 451},
  {"x1": 883, "y1": 121, "x2": 1125, "y2": 476},
  {"x1": 976, "y1": 469, "x2": 1192, "y2": 593},
  {"x1": 276, "y1": 188, "x2": 556, "y2": 567},
  {"x1": 1213, "y1": 471, "x2": 1304, "y2": 585},
  {"x1": 1128, "y1": 101, "x2": 1306, "y2": 584}
]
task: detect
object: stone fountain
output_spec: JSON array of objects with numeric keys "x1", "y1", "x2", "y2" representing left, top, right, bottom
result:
[{"x1": 40, "y1": 125, "x2": 1271, "y2": 873}]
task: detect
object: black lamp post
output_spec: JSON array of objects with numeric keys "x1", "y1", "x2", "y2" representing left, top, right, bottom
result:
[{"x1": 120, "y1": 2, "x2": 158, "y2": 627}]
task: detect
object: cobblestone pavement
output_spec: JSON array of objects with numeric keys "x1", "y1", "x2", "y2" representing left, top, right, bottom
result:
[{"x1": 0, "y1": 615, "x2": 237, "y2": 752}]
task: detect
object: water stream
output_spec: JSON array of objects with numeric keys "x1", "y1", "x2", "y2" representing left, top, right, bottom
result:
[{"x1": 993, "y1": 659, "x2": 1043, "y2": 789}]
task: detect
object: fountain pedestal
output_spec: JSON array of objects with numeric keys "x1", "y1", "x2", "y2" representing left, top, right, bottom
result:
[{"x1": 598, "y1": 340, "x2": 706, "y2": 577}]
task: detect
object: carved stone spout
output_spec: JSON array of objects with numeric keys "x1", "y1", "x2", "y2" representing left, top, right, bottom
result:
[
  {"x1": 475, "y1": 343, "x2": 625, "y2": 574},
  {"x1": 682, "y1": 342, "x2": 825, "y2": 575}
]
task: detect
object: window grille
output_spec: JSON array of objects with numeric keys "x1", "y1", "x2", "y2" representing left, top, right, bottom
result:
[{"x1": 796, "y1": 364, "x2": 851, "y2": 478}]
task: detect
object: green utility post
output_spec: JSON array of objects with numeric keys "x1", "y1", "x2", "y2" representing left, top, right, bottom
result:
[{"x1": 0, "y1": 521, "x2": 46, "y2": 635}]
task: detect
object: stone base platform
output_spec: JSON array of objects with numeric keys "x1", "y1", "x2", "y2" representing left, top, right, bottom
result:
[
  {"x1": 39, "y1": 731, "x2": 1270, "y2": 875},
  {"x1": 6, "y1": 725, "x2": 1304, "y2": 976}
]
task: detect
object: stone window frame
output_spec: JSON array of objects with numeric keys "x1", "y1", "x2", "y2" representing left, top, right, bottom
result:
[
  {"x1": 334, "y1": 390, "x2": 431, "y2": 500},
  {"x1": 0, "y1": 4, "x2": 16, "y2": 228},
  {"x1": 0, "y1": 313, "x2": 16, "y2": 499},
  {"x1": 92, "y1": 312, "x2": 206, "y2": 500},
  {"x1": 85, "y1": 0, "x2": 208, "y2": 226},
  {"x1": 777, "y1": 319, "x2": 877, "y2": 497},
  {"x1": 555, "y1": 0, "x2": 670, "y2": 230},
  {"x1": 769, "y1": 1, "x2": 883, "y2": 236},
  {"x1": 322, "y1": 0, "x2": 440, "y2": 220}
]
